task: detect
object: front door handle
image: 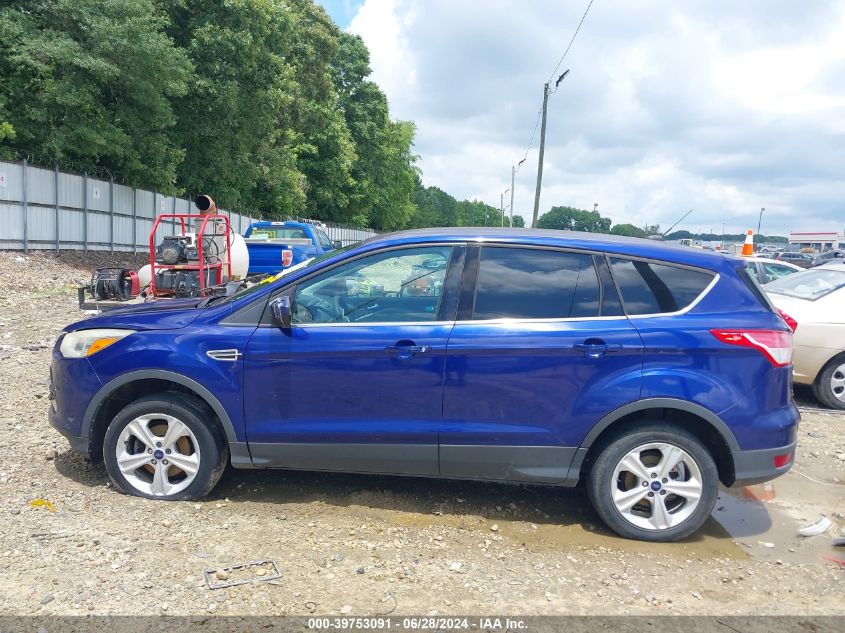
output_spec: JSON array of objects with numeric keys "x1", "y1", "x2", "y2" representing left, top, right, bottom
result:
[{"x1": 385, "y1": 341, "x2": 431, "y2": 359}]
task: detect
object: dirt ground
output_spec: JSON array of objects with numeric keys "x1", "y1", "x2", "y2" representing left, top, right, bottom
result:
[{"x1": 0, "y1": 250, "x2": 842, "y2": 616}]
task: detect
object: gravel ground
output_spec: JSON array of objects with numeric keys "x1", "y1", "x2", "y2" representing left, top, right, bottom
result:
[{"x1": 0, "y1": 250, "x2": 842, "y2": 616}]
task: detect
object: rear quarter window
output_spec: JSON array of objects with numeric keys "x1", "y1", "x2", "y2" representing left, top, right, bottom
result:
[{"x1": 609, "y1": 257, "x2": 715, "y2": 315}]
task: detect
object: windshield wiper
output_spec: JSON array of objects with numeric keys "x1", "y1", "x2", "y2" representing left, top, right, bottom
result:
[{"x1": 198, "y1": 294, "x2": 227, "y2": 308}]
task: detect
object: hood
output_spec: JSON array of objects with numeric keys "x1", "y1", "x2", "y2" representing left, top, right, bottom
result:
[{"x1": 65, "y1": 298, "x2": 205, "y2": 332}]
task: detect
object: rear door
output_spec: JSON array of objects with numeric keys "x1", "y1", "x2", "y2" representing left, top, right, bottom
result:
[{"x1": 440, "y1": 245, "x2": 644, "y2": 483}]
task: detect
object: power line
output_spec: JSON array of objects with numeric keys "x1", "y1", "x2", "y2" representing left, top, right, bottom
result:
[{"x1": 547, "y1": 0, "x2": 595, "y2": 85}]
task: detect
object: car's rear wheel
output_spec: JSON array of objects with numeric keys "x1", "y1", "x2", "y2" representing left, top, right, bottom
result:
[
  {"x1": 586, "y1": 423, "x2": 719, "y2": 542},
  {"x1": 812, "y1": 356, "x2": 845, "y2": 410},
  {"x1": 103, "y1": 393, "x2": 228, "y2": 500}
]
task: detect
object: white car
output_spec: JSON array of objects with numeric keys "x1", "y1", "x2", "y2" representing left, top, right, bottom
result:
[
  {"x1": 741, "y1": 256, "x2": 801, "y2": 285},
  {"x1": 765, "y1": 266, "x2": 845, "y2": 409}
]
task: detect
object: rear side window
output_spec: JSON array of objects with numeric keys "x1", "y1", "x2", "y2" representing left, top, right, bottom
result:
[
  {"x1": 473, "y1": 247, "x2": 602, "y2": 319},
  {"x1": 609, "y1": 258, "x2": 714, "y2": 315}
]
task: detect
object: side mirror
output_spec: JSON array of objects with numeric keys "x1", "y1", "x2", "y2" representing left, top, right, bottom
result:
[
  {"x1": 332, "y1": 240, "x2": 342, "y2": 250},
  {"x1": 270, "y1": 296, "x2": 292, "y2": 328}
]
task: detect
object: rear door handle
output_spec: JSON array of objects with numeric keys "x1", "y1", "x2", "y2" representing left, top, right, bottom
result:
[{"x1": 574, "y1": 339, "x2": 622, "y2": 358}]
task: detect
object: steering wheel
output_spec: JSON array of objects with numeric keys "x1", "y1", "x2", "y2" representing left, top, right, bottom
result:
[{"x1": 295, "y1": 294, "x2": 346, "y2": 323}]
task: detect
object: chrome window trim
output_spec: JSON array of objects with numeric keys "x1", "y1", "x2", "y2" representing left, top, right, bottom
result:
[
  {"x1": 287, "y1": 313, "x2": 631, "y2": 328},
  {"x1": 623, "y1": 272, "x2": 721, "y2": 319}
]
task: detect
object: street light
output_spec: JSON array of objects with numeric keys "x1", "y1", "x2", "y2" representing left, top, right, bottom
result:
[{"x1": 510, "y1": 158, "x2": 526, "y2": 227}]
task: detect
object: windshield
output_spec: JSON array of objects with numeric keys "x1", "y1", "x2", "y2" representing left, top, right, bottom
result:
[
  {"x1": 766, "y1": 267, "x2": 845, "y2": 301},
  {"x1": 210, "y1": 243, "x2": 358, "y2": 306}
]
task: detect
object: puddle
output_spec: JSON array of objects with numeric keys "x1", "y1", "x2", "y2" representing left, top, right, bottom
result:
[
  {"x1": 713, "y1": 484, "x2": 841, "y2": 566},
  {"x1": 216, "y1": 468, "x2": 842, "y2": 567}
]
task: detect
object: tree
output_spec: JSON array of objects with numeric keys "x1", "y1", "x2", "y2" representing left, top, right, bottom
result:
[
  {"x1": 0, "y1": 0, "x2": 192, "y2": 189},
  {"x1": 537, "y1": 206, "x2": 611, "y2": 233},
  {"x1": 511, "y1": 215, "x2": 526, "y2": 228},
  {"x1": 285, "y1": 0, "x2": 356, "y2": 221},
  {"x1": 610, "y1": 223, "x2": 646, "y2": 238},
  {"x1": 332, "y1": 32, "x2": 418, "y2": 230},
  {"x1": 162, "y1": 0, "x2": 306, "y2": 213}
]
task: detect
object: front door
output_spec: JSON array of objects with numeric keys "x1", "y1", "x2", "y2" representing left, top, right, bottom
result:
[
  {"x1": 440, "y1": 245, "x2": 644, "y2": 483},
  {"x1": 243, "y1": 245, "x2": 461, "y2": 475}
]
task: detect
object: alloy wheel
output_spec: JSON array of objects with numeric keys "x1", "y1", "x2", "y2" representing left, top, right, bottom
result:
[
  {"x1": 115, "y1": 413, "x2": 201, "y2": 497},
  {"x1": 611, "y1": 442, "x2": 703, "y2": 531}
]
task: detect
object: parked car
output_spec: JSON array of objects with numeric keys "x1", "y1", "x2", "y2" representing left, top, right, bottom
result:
[
  {"x1": 49, "y1": 228, "x2": 798, "y2": 542},
  {"x1": 776, "y1": 252, "x2": 814, "y2": 268},
  {"x1": 741, "y1": 256, "x2": 801, "y2": 285},
  {"x1": 811, "y1": 249, "x2": 844, "y2": 268},
  {"x1": 766, "y1": 265, "x2": 845, "y2": 409},
  {"x1": 243, "y1": 220, "x2": 339, "y2": 275}
]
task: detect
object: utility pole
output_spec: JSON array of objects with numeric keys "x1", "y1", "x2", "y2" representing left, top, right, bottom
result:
[
  {"x1": 531, "y1": 83, "x2": 551, "y2": 228},
  {"x1": 757, "y1": 207, "x2": 764, "y2": 235},
  {"x1": 509, "y1": 165, "x2": 516, "y2": 227},
  {"x1": 501, "y1": 192, "x2": 505, "y2": 227}
]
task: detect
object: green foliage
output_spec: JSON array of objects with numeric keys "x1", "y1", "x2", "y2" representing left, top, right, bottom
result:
[
  {"x1": 511, "y1": 215, "x2": 526, "y2": 228},
  {"x1": 332, "y1": 32, "x2": 418, "y2": 230},
  {"x1": 537, "y1": 206, "x2": 612, "y2": 233},
  {"x1": 408, "y1": 182, "x2": 502, "y2": 228},
  {"x1": 610, "y1": 223, "x2": 647, "y2": 238},
  {"x1": 665, "y1": 230, "x2": 787, "y2": 244},
  {"x1": 0, "y1": 0, "x2": 517, "y2": 231},
  {"x1": 0, "y1": 0, "x2": 192, "y2": 188}
]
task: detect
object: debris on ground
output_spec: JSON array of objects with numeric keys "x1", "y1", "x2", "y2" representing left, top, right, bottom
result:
[
  {"x1": 28, "y1": 498, "x2": 56, "y2": 513},
  {"x1": 798, "y1": 515, "x2": 833, "y2": 537},
  {"x1": 204, "y1": 560, "x2": 281, "y2": 589}
]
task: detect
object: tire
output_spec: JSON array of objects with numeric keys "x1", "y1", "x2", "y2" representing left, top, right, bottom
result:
[
  {"x1": 586, "y1": 422, "x2": 719, "y2": 542},
  {"x1": 103, "y1": 392, "x2": 228, "y2": 500},
  {"x1": 812, "y1": 355, "x2": 845, "y2": 410}
]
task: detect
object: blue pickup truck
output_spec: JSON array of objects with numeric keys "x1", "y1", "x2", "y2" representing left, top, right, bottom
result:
[{"x1": 243, "y1": 221, "x2": 339, "y2": 275}]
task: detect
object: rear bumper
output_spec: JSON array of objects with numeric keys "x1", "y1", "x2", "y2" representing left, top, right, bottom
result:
[{"x1": 731, "y1": 441, "x2": 797, "y2": 486}]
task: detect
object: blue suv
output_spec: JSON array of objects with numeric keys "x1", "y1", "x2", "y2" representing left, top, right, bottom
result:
[{"x1": 49, "y1": 228, "x2": 799, "y2": 541}]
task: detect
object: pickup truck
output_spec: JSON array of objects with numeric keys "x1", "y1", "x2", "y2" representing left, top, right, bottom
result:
[{"x1": 243, "y1": 221, "x2": 340, "y2": 275}]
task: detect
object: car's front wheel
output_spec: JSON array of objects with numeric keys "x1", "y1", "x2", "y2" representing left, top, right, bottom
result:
[
  {"x1": 586, "y1": 423, "x2": 719, "y2": 542},
  {"x1": 103, "y1": 393, "x2": 228, "y2": 500},
  {"x1": 812, "y1": 356, "x2": 845, "y2": 410}
]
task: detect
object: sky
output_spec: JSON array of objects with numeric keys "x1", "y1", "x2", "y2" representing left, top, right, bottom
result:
[{"x1": 316, "y1": 0, "x2": 845, "y2": 236}]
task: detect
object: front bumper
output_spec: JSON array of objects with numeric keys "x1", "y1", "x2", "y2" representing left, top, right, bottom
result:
[
  {"x1": 731, "y1": 441, "x2": 797, "y2": 486},
  {"x1": 48, "y1": 408, "x2": 90, "y2": 456},
  {"x1": 48, "y1": 345, "x2": 103, "y2": 459}
]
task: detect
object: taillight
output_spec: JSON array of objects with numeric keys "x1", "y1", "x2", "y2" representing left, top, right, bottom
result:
[
  {"x1": 710, "y1": 329, "x2": 793, "y2": 367},
  {"x1": 777, "y1": 308, "x2": 797, "y2": 332},
  {"x1": 281, "y1": 249, "x2": 293, "y2": 267}
]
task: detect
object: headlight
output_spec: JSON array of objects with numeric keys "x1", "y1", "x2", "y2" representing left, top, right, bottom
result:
[{"x1": 59, "y1": 329, "x2": 135, "y2": 358}]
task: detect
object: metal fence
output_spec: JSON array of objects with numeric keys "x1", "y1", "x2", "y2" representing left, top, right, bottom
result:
[{"x1": 0, "y1": 158, "x2": 378, "y2": 252}]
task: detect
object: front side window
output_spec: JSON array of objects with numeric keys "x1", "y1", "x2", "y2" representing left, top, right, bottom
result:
[
  {"x1": 293, "y1": 246, "x2": 452, "y2": 323},
  {"x1": 609, "y1": 258, "x2": 715, "y2": 315},
  {"x1": 472, "y1": 247, "x2": 602, "y2": 320}
]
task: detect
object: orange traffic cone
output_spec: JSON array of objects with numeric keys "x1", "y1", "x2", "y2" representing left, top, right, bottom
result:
[{"x1": 740, "y1": 230, "x2": 754, "y2": 256}]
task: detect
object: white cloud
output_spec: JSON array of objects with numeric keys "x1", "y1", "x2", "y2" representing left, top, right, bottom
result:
[{"x1": 347, "y1": 0, "x2": 845, "y2": 234}]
